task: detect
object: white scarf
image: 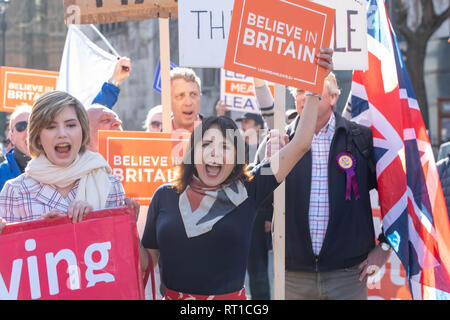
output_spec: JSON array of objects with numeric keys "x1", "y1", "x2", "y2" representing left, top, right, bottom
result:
[{"x1": 25, "y1": 151, "x2": 112, "y2": 210}]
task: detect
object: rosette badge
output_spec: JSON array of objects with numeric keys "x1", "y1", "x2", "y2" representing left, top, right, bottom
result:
[{"x1": 336, "y1": 152, "x2": 360, "y2": 200}]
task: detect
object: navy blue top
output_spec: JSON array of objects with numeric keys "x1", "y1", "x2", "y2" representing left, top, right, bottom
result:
[{"x1": 142, "y1": 162, "x2": 279, "y2": 295}]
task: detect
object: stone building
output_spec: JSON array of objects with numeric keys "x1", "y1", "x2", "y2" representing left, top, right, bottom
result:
[
  {"x1": 0, "y1": 0, "x2": 449, "y2": 152},
  {"x1": 3, "y1": 0, "x2": 66, "y2": 71}
]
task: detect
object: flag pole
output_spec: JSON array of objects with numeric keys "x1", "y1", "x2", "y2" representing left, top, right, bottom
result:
[{"x1": 89, "y1": 24, "x2": 121, "y2": 57}]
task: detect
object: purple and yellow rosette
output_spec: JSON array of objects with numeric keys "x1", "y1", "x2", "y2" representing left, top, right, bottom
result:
[{"x1": 336, "y1": 152, "x2": 360, "y2": 200}]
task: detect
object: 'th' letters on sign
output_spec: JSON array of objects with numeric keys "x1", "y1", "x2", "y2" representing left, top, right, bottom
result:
[{"x1": 224, "y1": 0, "x2": 335, "y2": 93}]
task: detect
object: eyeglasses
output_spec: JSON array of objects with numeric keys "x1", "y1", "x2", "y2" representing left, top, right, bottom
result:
[
  {"x1": 14, "y1": 121, "x2": 28, "y2": 133},
  {"x1": 151, "y1": 121, "x2": 162, "y2": 128}
]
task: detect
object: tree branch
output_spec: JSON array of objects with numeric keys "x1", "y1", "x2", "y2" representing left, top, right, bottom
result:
[
  {"x1": 428, "y1": 5, "x2": 450, "y2": 38},
  {"x1": 394, "y1": 0, "x2": 414, "y2": 42}
]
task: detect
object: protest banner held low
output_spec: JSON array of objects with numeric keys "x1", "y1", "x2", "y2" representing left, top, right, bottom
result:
[
  {"x1": 98, "y1": 131, "x2": 189, "y2": 206},
  {"x1": 64, "y1": 0, "x2": 178, "y2": 24},
  {"x1": 225, "y1": 0, "x2": 335, "y2": 94},
  {"x1": 221, "y1": 69, "x2": 275, "y2": 113},
  {"x1": 0, "y1": 208, "x2": 144, "y2": 300},
  {"x1": 0, "y1": 67, "x2": 59, "y2": 113}
]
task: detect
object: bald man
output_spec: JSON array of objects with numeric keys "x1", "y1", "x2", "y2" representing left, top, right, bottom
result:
[{"x1": 86, "y1": 104, "x2": 123, "y2": 153}]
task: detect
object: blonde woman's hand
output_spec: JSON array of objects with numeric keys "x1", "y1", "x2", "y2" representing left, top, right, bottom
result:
[
  {"x1": 124, "y1": 197, "x2": 140, "y2": 221},
  {"x1": 0, "y1": 217, "x2": 6, "y2": 235},
  {"x1": 42, "y1": 209, "x2": 66, "y2": 220},
  {"x1": 68, "y1": 200, "x2": 93, "y2": 224}
]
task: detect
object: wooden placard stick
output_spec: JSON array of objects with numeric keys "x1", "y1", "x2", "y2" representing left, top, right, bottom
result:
[{"x1": 159, "y1": 17, "x2": 172, "y2": 134}]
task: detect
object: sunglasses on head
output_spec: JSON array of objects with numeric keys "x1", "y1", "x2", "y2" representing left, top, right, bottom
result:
[{"x1": 14, "y1": 121, "x2": 28, "y2": 133}]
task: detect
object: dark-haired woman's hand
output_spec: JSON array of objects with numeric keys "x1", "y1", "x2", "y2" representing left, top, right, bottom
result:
[{"x1": 68, "y1": 200, "x2": 93, "y2": 224}]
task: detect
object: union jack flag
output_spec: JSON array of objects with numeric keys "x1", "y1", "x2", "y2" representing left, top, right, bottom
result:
[{"x1": 351, "y1": 0, "x2": 450, "y2": 299}]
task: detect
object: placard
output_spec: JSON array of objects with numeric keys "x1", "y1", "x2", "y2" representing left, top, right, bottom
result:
[
  {"x1": 64, "y1": 0, "x2": 178, "y2": 25},
  {"x1": 0, "y1": 67, "x2": 59, "y2": 113},
  {"x1": 98, "y1": 131, "x2": 189, "y2": 206},
  {"x1": 0, "y1": 208, "x2": 144, "y2": 300},
  {"x1": 224, "y1": 0, "x2": 335, "y2": 93},
  {"x1": 220, "y1": 69, "x2": 275, "y2": 113},
  {"x1": 312, "y1": 0, "x2": 368, "y2": 70}
]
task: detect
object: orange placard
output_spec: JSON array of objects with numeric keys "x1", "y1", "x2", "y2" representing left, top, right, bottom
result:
[
  {"x1": 224, "y1": 0, "x2": 335, "y2": 93},
  {"x1": 0, "y1": 67, "x2": 59, "y2": 113},
  {"x1": 98, "y1": 131, "x2": 189, "y2": 206}
]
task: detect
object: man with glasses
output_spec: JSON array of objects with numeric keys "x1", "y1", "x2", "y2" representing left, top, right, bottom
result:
[
  {"x1": 144, "y1": 105, "x2": 163, "y2": 132},
  {"x1": 0, "y1": 105, "x2": 32, "y2": 191}
]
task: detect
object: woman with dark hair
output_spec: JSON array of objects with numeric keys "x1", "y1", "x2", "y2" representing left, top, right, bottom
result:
[{"x1": 141, "y1": 49, "x2": 333, "y2": 300}]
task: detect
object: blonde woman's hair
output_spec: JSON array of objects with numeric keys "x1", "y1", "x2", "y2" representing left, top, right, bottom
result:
[{"x1": 28, "y1": 91, "x2": 90, "y2": 158}]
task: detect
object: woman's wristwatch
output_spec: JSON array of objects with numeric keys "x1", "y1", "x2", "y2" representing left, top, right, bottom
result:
[{"x1": 379, "y1": 241, "x2": 391, "y2": 252}]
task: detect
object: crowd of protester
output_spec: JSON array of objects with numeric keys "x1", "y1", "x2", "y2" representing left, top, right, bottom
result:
[{"x1": 0, "y1": 47, "x2": 405, "y2": 301}]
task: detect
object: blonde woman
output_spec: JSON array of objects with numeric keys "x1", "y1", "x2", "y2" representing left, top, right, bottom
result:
[{"x1": 0, "y1": 91, "x2": 138, "y2": 229}]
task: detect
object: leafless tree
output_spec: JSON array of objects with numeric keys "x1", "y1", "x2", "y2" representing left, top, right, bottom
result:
[{"x1": 387, "y1": 0, "x2": 450, "y2": 128}]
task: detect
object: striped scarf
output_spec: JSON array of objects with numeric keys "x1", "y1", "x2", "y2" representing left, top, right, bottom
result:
[{"x1": 178, "y1": 176, "x2": 248, "y2": 238}]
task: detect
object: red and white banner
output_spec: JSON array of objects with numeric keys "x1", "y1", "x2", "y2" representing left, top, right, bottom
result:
[{"x1": 0, "y1": 208, "x2": 144, "y2": 300}]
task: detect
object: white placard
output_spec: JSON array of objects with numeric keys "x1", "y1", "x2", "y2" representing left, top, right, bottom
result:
[
  {"x1": 312, "y1": 0, "x2": 368, "y2": 70},
  {"x1": 220, "y1": 69, "x2": 276, "y2": 114},
  {"x1": 178, "y1": 0, "x2": 234, "y2": 68}
]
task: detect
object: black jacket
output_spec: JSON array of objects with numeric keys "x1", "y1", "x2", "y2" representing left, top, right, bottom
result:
[{"x1": 285, "y1": 112, "x2": 378, "y2": 272}]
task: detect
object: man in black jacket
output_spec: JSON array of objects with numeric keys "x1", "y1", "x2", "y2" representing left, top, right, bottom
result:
[{"x1": 263, "y1": 73, "x2": 392, "y2": 299}]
